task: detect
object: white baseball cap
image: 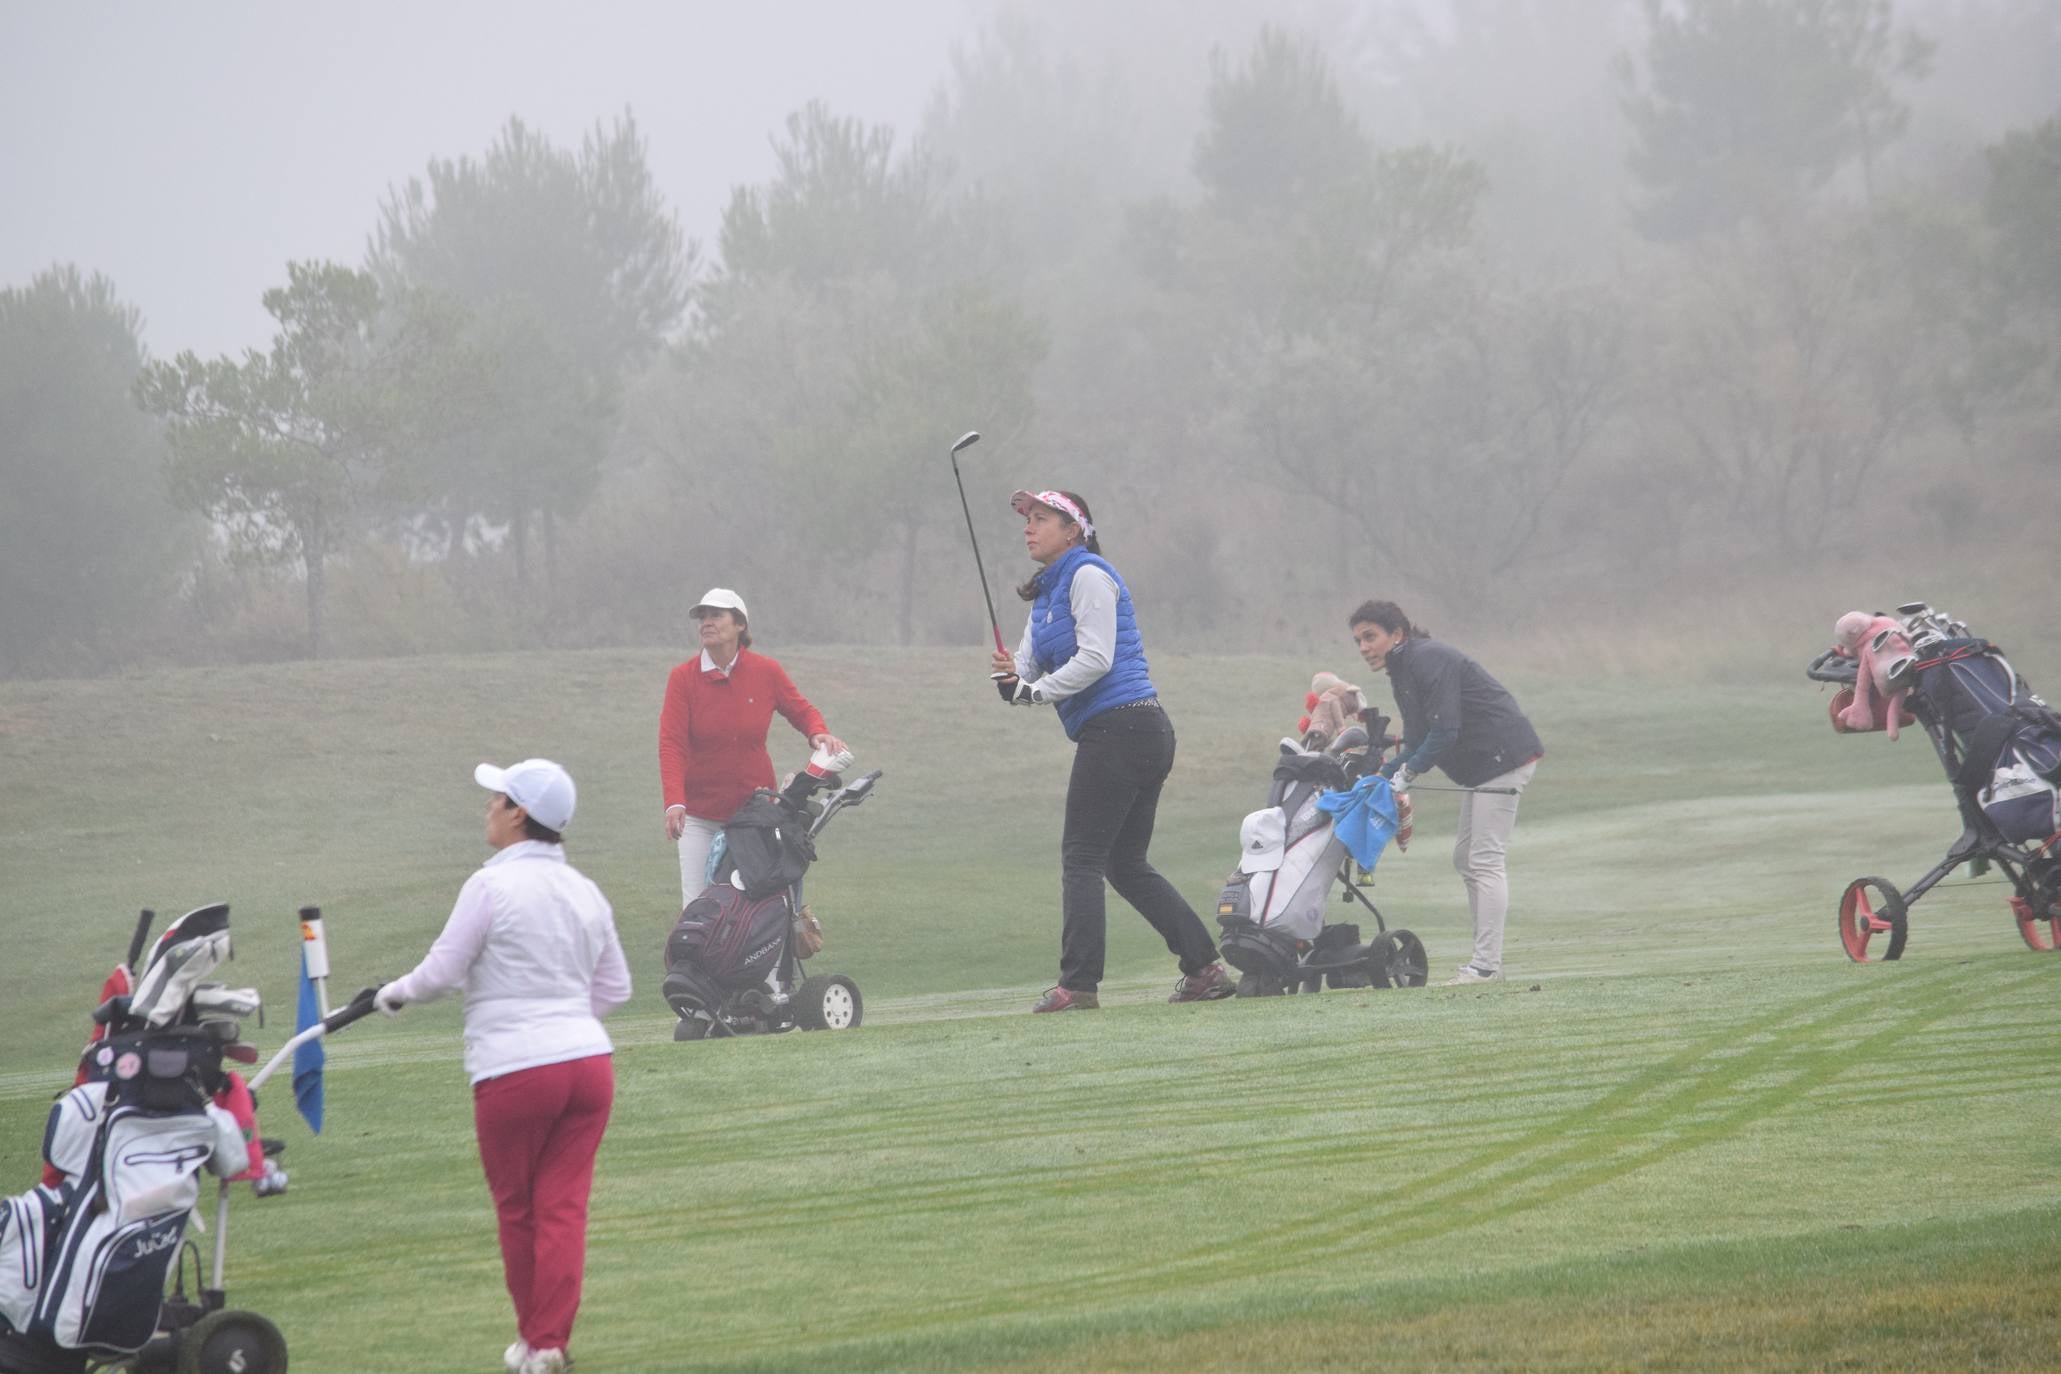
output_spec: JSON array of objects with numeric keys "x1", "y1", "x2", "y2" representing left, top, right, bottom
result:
[
  {"x1": 692, "y1": 587, "x2": 748, "y2": 621},
  {"x1": 475, "y1": 758, "x2": 577, "y2": 832}
]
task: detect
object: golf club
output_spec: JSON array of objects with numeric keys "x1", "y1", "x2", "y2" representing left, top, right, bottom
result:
[
  {"x1": 1404, "y1": 784, "x2": 1522, "y2": 795},
  {"x1": 946, "y1": 430, "x2": 1007, "y2": 655}
]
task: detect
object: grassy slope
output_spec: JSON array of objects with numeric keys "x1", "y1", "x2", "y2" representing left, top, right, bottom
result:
[{"x1": 1, "y1": 648, "x2": 2056, "y2": 1371}]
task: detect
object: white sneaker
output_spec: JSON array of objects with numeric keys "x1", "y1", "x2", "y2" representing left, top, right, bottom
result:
[
  {"x1": 520, "y1": 1349, "x2": 571, "y2": 1374},
  {"x1": 1442, "y1": 965, "x2": 1500, "y2": 985},
  {"x1": 505, "y1": 1342, "x2": 530, "y2": 1374}
]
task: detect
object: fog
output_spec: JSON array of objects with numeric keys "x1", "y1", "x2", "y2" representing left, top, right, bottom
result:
[{"x1": 4, "y1": 0, "x2": 2058, "y2": 678}]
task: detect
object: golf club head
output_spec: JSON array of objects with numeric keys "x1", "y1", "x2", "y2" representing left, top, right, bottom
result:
[{"x1": 951, "y1": 430, "x2": 981, "y2": 455}]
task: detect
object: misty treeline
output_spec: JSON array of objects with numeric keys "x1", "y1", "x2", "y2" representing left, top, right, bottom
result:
[{"x1": 4, "y1": 0, "x2": 2058, "y2": 678}]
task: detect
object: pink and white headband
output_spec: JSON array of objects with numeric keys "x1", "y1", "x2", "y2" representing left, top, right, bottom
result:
[{"x1": 1010, "y1": 489, "x2": 1095, "y2": 539}]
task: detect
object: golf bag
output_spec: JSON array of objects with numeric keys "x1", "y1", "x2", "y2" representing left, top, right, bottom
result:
[
  {"x1": 0, "y1": 907, "x2": 253, "y2": 1374},
  {"x1": 1215, "y1": 720, "x2": 1427, "y2": 994},
  {"x1": 1911, "y1": 641, "x2": 2061, "y2": 843}
]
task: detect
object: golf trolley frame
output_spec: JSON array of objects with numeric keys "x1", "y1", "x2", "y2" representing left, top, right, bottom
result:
[
  {"x1": 664, "y1": 769, "x2": 882, "y2": 1041},
  {"x1": 1808, "y1": 646, "x2": 2061, "y2": 960}
]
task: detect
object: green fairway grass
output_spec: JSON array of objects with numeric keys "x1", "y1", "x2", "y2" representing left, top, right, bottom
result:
[{"x1": 2, "y1": 648, "x2": 2056, "y2": 1370}]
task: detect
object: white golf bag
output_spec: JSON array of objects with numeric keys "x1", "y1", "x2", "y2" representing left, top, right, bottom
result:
[{"x1": 1220, "y1": 781, "x2": 1348, "y2": 944}]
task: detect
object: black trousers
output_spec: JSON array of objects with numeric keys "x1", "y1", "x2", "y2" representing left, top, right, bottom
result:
[{"x1": 1058, "y1": 702, "x2": 1219, "y2": 991}]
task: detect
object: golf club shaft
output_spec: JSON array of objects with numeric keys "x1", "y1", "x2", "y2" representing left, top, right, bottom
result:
[
  {"x1": 948, "y1": 446, "x2": 1006, "y2": 654},
  {"x1": 1405, "y1": 784, "x2": 1520, "y2": 795}
]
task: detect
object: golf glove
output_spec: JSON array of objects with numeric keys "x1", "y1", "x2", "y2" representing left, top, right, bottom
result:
[
  {"x1": 994, "y1": 674, "x2": 1044, "y2": 706},
  {"x1": 374, "y1": 984, "x2": 406, "y2": 1017},
  {"x1": 1392, "y1": 765, "x2": 1417, "y2": 791}
]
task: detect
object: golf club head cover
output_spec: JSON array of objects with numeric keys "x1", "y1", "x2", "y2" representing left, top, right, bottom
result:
[{"x1": 805, "y1": 744, "x2": 855, "y2": 780}]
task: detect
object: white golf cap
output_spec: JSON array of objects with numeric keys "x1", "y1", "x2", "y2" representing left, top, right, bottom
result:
[
  {"x1": 692, "y1": 587, "x2": 748, "y2": 620},
  {"x1": 474, "y1": 758, "x2": 577, "y2": 832}
]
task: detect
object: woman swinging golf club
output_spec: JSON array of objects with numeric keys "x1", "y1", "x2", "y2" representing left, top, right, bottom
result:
[{"x1": 990, "y1": 489, "x2": 1235, "y2": 1011}]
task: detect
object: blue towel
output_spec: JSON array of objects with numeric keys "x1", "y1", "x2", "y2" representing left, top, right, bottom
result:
[
  {"x1": 293, "y1": 946, "x2": 325, "y2": 1134},
  {"x1": 1314, "y1": 775, "x2": 1400, "y2": 871}
]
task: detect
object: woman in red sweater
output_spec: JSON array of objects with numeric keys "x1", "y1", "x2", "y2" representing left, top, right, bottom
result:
[{"x1": 659, "y1": 588, "x2": 845, "y2": 905}]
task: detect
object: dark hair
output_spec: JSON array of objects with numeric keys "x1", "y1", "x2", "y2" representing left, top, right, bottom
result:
[
  {"x1": 495, "y1": 792, "x2": 564, "y2": 845},
  {"x1": 1015, "y1": 491, "x2": 1104, "y2": 600},
  {"x1": 1347, "y1": 599, "x2": 1427, "y2": 639},
  {"x1": 694, "y1": 606, "x2": 751, "y2": 650}
]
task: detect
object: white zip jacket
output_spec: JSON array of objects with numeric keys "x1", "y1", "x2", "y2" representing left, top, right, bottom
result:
[{"x1": 384, "y1": 840, "x2": 633, "y2": 1084}]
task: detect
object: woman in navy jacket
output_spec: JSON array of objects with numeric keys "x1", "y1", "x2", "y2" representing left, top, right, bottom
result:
[
  {"x1": 991, "y1": 489, "x2": 1234, "y2": 1012},
  {"x1": 1350, "y1": 600, "x2": 1542, "y2": 985}
]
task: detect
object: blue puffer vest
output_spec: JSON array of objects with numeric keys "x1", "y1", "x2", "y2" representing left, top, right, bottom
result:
[{"x1": 1030, "y1": 546, "x2": 1157, "y2": 739}]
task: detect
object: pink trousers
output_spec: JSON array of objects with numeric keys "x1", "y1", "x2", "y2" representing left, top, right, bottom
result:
[{"x1": 473, "y1": 1054, "x2": 615, "y2": 1352}]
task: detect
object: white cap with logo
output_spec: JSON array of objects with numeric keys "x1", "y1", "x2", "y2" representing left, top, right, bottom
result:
[
  {"x1": 692, "y1": 587, "x2": 748, "y2": 621},
  {"x1": 474, "y1": 758, "x2": 577, "y2": 832}
]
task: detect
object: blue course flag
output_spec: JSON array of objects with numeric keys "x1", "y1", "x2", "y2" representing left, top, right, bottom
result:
[{"x1": 293, "y1": 946, "x2": 325, "y2": 1134}]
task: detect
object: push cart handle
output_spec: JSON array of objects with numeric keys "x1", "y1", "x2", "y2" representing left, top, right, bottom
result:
[
  {"x1": 1805, "y1": 649, "x2": 1858, "y2": 685},
  {"x1": 323, "y1": 985, "x2": 380, "y2": 1034}
]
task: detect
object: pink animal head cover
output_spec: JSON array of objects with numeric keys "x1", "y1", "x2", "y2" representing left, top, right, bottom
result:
[{"x1": 1827, "y1": 611, "x2": 1915, "y2": 739}]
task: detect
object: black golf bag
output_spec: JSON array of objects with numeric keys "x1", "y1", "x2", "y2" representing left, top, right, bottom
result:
[
  {"x1": 1215, "y1": 721, "x2": 1428, "y2": 995},
  {"x1": 0, "y1": 907, "x2": 254, "y2": 1374}
]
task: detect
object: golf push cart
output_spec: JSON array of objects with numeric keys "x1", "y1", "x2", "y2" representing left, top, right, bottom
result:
[
  {"x1": 662, "y1": 748, "x2": 882, "y2": 1040},
  {"x1": 1216, "y1": 706, "x2": 1430, "y2": 997},
  {"x1": 1808, "y1": 601, "x2": 2061, "y2": 960},
  {"x1": 0, "y1": 904, "x2": 378, "y2": 1374}
]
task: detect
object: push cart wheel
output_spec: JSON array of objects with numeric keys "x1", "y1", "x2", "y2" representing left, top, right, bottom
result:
[
  {"x1": 796, "y1": 975, "x2": 862, "y2": 1030},
  {"x1": 1838, "y1": 877, "x2": 1908, "y2": 962},
  {"x1": 672, "y1": 1015, "x2": 711, "y2": 1042},
  {"x1": 1367, "y1": 930, "x2": 1429, "y2": 988},
  {"x1": 2011, "y1": 895, "x2": 2061, "y2": 953},
  {"x1": 175, "y1": 1309, "x2": 287, "y2": 1374},
  {"x1": 1235, "y1": 972, "x2": 1262, "y2": 998}
]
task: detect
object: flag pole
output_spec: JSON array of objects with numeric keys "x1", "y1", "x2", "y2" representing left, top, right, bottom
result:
[{"x1": 299, "y1": 905, "x2": 331, "y2": 1017}]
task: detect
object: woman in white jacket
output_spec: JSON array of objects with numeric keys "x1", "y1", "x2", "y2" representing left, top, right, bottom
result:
[{"x1": 376, "y1": 758, "x2": 632, "y2": 1374}]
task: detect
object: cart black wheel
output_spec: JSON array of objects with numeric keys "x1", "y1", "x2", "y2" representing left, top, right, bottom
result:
[
  {"x1": 1838, "y1": 877, "x2": 1908, "y2": 962},
  {"x1": 1366, "y1": 930, "x2": 1429, "y2": 988},
  {"x1": 796, "y1": 975, "x2": 862, "y2": 1030},
  {"x1": 1235, "y1": 971, "x2": 1261, "y2": 998},
  {"x1": 176, "y1": 1309, "x2": 287, "y2": 1374},
  {"x1": 672, "y1": 1015, "x2": 711, "y2": 1042}
]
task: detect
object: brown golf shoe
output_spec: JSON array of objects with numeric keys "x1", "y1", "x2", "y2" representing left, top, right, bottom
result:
[{"x1": 1169, "y1": 962, "x2": 1236, "y2": 1003}]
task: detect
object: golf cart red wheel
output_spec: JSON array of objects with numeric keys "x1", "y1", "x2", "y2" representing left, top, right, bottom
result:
[
  {"x1": 1838, "y1": 877, "x2": 1908, "y2": 962},
  {"x1": 2011, "y1": 896, "x2": 2060, "y2": 953}
]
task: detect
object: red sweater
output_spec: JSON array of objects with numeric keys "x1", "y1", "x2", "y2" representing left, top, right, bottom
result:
[{"x1": 658, "y1": 650, "x2": 828, "y2": 821}]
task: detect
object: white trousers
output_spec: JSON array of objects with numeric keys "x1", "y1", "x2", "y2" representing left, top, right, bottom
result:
[
  {"x1": 1451, "y1": 759, "x2": 1538, "y2": 974},
  {"x1": 676, "y1": 815, "x2": 724, "y2": 908}
]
